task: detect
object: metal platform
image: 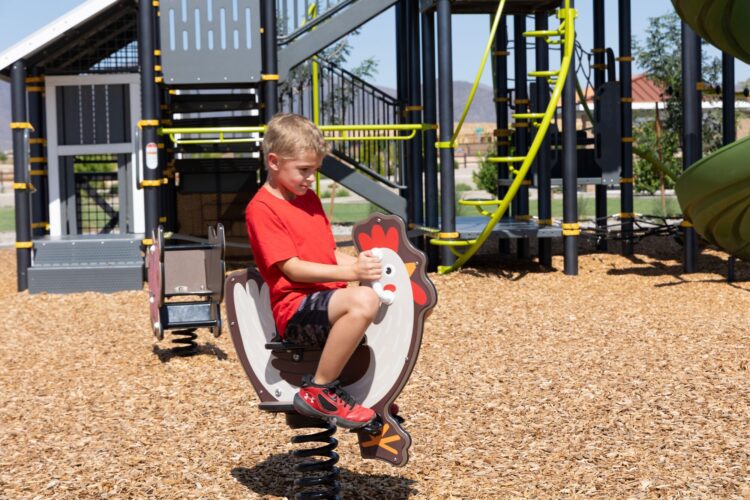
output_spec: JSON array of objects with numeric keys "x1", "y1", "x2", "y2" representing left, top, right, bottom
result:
[
  {"x1": 421, "y1": 0, "x2": 560, "y2": 14},
  {"x1": 28, "y1": 233, "x2": 144, "y2": 294},
  {"x1": 456, "y1": 216, "x2": 562, "y2": 239}
]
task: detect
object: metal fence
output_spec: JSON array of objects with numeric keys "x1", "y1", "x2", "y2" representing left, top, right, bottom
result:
[
  {"x1": 75, "y1": 171, "x2": 120, "y2": 234},
  {"x1": 279, "y1": 58, "x2": 403, "y2": 182}
]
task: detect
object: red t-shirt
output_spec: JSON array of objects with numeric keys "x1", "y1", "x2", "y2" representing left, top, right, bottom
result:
[{"x1": 245, "y1": 186, "x2": 346, "y2": 336}]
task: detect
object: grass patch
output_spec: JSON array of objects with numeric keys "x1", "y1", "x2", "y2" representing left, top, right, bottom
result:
[{"x1": 0, "y1": 207, "x2": 14, "y2": 232}]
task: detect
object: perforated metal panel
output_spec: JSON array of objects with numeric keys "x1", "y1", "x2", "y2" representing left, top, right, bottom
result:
[{"x1": 159, "y1": 0, "x2": 262, "y2": 85}]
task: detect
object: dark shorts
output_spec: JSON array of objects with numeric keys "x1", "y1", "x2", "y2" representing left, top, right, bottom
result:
[{"x1": 283, "y1": 289, "x2": 337, "y2": 348}]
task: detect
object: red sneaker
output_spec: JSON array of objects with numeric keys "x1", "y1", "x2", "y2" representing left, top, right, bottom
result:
[{"x1": 293, "y1": 376, "x2": 376, "y2": 429}]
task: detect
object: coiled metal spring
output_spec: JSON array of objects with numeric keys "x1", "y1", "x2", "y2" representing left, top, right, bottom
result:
[
  {"x1": 291, "y1": 421, "x2": 341, "y2": 500},
  {"x1": 170, "y1": 328, "x2": 198, "y2": 356}
]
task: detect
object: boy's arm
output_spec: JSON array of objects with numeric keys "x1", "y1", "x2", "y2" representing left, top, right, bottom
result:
[
  {"x1": 278, "y1": 252, "x2": 382, "y2": 283},
  {"x1": 335, "y1": 249, "x2": 357, "y2": 266}
]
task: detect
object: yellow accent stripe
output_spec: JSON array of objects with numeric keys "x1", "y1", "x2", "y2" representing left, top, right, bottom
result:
[
  {"x1": 515, "y1": 215, "x2": 532, "y2": 221},
  {"x1": 514, "y1": 99, "x2": 529, "y2": 105},
  {"x1": 154, "y1": 50, "x2": 161, "y2": 56},
  {"x1": 10, "y1": 122, "x2": 34, "y2": 130},
  {"x1": 494, "y1": 50, "x2": 509, "y2": 56},
  {"x1": 620, "y1": 97, "x2": 633, "y2": 103},
  {"x1": 521, "y1": 180, "x2": 532, "y2": 186},
  {"x1": 138, "y1": 119, "x2": 159, "y2": 128},
  {"x1": 619, "y1": 177, "x2": 634, "y2": 183},
  {"x1": 537, "y1": 218, "x2": 553, "y2": 225},
  {"x1": 563, "y1": 229, "x2": 580, "y2": 236},
  {"x1": 157, "y1": 143, "x2": 165, "y2": 149},
  {"x1": 438, "y1": 232, "x2": 460, "y2": 239},
  {"x1": 154, "y1": 65, "x2": 162, "y2": 72},
  {"x1": 16, "y1": 241, "x2": 33, "y2": 249},
  {"x1": 621, "y1": 137, "x2": 635, "y2": 143},
  {"x1": 494, "y1": 129, "x2": 511, "y2": 137},
  {"x1": 159, "y1": 216, "x2": 167, "y2": 223},
  {"x1": 26, "y1": 86, "x2": 44, "y2": 92},
  {"x1": 140, "y1": 179, "x2": 165, "y2": 188},
  {"x1": 404, "y1": 105, "x2": 423, "y2": 112},
  {"x1": 142, "y1": 238, "x2": 154, "y2": 246},
  {"x1": 30, "y1": 157, "x2": 46, "y2": 163},
  {"x1": 679, "y1": 220, "x2": 694, "y2": 228},
  {"x1": 31, "y1": 222, "x2": 49, "y2": 230},
  {"x1": 13, "y1": 182, "x2": 34, "y2": 190},
  {"x1": 25, "y1": 76, "x2": 45, "y2": 83},
  {"x1": 591, "y1": 63, "x2": 607, "y2": 70},
  {"x1": 29, "y1": 138, "x2": 46, "y2": 145},
  {"x1": 152, "y1": 0, "x2": 159, "y2": 6},
  {"x1": 513, "y1": 122, "x2": 529, "y2": 128},
  {"x1": 617, "y1": 56, "x2": 633, "y2": 62},
  {"x1": 161, "y1": 119, "x2": 173, "y2": 126},
  {"x1": 494, "y1": 97, "x2": 509, "y2": 103},
  {"x1": 435, "y1": 141, "x2": 454, "y2": 149},
  {"x1": 562, "y1": 223, "x2": 579, "y2": 230},
  {"x1": 261, "y1": 74, "x2": 279, "y2": 81},
  {"x1": 620, "y1": 212, "x2": 635, "y2": 219},
  {"x1": 591, "y1": 48, "x2": 606, "y2": 54},
  {"x1": 154, "y1": 76, "x2": 163, "y2": 83},
  {"x1": 30, "y1": 170, "x2": 47, "y2": 176}
]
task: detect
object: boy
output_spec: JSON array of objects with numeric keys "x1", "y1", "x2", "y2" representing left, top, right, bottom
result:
[{"x1": 245, "y1": 113, "x2": 383, "y2": 429}]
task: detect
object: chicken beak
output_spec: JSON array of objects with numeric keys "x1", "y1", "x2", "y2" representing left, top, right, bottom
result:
[{"x1": 404, "y1": 262, "x2": 417, "y2": 277}]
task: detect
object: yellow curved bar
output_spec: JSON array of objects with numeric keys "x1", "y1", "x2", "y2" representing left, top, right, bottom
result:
[
  {"x1": 449, "y1": 0, "x2": 507, "y2": 147},
  {"x1": 433, "y1": 1, "x2": 576, "y2": 274}
]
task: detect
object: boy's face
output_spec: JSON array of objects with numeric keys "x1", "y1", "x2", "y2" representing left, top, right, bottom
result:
[{"x1": 267, "y1": 150, "x2": 323, "y2": 200}]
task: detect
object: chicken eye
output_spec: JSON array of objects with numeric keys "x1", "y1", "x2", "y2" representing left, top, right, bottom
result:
[{"x1": 384, "y1": 265, "x2": 393, "y2": 275}]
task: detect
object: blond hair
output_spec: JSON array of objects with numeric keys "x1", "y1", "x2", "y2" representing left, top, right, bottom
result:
[{"x1": 262, "y1": 113, "x2": 330, "y2": 163}]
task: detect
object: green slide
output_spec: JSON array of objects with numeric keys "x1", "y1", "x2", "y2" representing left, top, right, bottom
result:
[{"x1": 672, "y1": 0, "x2": 750, "y2": 260}]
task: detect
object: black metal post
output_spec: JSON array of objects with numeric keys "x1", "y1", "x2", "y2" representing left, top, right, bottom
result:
[
  {"x1": 618, "y1": 0, "x2": 634, "y2": 255},
  {"x1": 722, "y1": 53, "x2": 735, "y2": 146},
  {"x1": 422, "y1": 9, "x2": 439, "y2": 268},
  {"x1": 681, "y1": 23, "x2": 701, "y2": 273},
  {"x1": 593, "y1": 0, "x2": 607, "y2": 251},
  {"x1": 534, "y1": 12, "x2": 552, "y2": 267},
  {"x1": 562, "y1": 0, "x2": 578, "y2": 276},
  {"x1": 437, "y1": 0, "x2": 456, "y2": 267},
  {"x1": 407, "y1": 0, "x2": 423, "y2": 227},
  {"x1": 261, "y1": 0, "x2": 278, "y2": 118},
  {"x1": 27, "y1": 69, "x2": 47, "y2": 239},
  {"x1": 139, "y1": 0, "x2": 161, "y2": 244},
  {"x1": 513, "y1": 15, "x2": 530, "y2": 259},
  {"x1": 396, "y1": 1, "x2": 409, "y2": 205},
  {"x1": 11, "y1": 61, "x2": 31, "y2": 291},
  {"x1": 493, "y1": 17, "x2": 511, "y2": 255}
]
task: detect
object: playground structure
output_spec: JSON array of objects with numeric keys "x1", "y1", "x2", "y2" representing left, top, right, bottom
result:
[{"x1": 1, "y1": 0, "x2": 749, "y2": 293}]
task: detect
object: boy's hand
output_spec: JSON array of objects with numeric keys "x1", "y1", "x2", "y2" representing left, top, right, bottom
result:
[{"x1": 354, "y1": 250, "x2": 382, "y2": 281}]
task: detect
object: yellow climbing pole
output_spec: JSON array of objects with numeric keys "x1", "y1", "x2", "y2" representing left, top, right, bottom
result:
[{"x1": 430, "y1": 0, "x2": 577, "y2": 274}]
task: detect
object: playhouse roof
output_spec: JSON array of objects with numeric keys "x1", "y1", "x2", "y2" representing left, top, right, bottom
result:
[{"x1": 0, "y1": 0, "x2": 135, "y2": 80}]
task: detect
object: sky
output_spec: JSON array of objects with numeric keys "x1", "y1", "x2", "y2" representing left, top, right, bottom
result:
[{"x1": 0, "y1": 0, "x2": 748, "y2": 89}]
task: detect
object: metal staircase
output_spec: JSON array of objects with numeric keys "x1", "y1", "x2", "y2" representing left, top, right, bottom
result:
[{"x1": 276, "y1": 0, "x2": 399, "y2": 81}]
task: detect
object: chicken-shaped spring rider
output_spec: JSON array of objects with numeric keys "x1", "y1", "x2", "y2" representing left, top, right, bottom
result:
[{"x1": 224, "y1": 213, "x2": 437, "y2": 467}]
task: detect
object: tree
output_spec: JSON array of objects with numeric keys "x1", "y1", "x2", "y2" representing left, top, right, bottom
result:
[{"x1": 633, "y1": 13, "x2": 724, "y2": 193}]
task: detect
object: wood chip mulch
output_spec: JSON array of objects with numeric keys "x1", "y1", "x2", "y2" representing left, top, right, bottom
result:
[{"x1": 1, "y1": 237, "x2": 749, "y2": 499}]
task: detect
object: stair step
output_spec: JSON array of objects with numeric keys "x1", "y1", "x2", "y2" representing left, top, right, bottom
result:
[
  {"x1": 33, "y1": 236, "x2": 143, "y2": 266},
  {"x1": 28, "y1": 265, "x2": 143, "y2": 294}
]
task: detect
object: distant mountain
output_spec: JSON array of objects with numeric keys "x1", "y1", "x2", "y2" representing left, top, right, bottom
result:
[{"x1": 0, "y1": 81, "x2": 10, "y2": 151}]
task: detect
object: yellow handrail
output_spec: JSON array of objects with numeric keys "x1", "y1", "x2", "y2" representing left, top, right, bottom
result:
[
  {"x1": 431, "y1": 1, "x2": 576, "y2": 274},
  {"x1": 160, "y1": 124, "x2": 436, "y2": 145},
  {"x1": 449, "y1": 0, "x2": 507, "y2": 147}
]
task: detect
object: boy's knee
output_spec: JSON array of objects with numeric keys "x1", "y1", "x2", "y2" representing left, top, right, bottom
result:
[{"x1": 351, "y1": 286, "x2": 380, "y2": 320}]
